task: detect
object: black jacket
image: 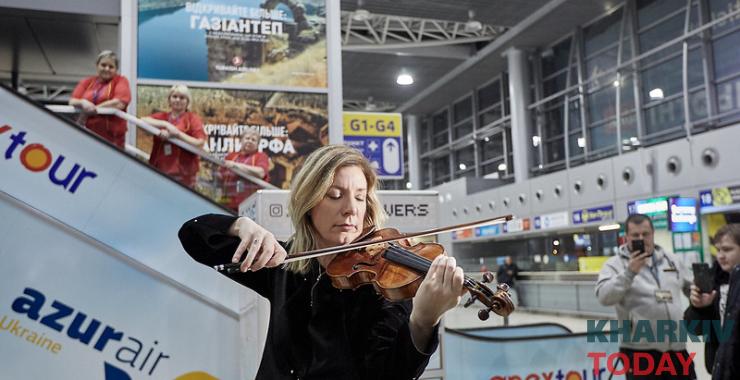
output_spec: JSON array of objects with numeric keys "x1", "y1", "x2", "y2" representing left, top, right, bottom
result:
[
  {"x1": 178, "y1": 214, "x2": 438, "y2": 380},
  {"x1": 496, "y1": 263, "x2": 519, "y2": 287},
  {"x1": 684, "y1": 264, "x2": 740, "y2": 379}
]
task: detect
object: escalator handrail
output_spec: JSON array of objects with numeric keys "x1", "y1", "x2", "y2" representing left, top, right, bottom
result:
[{"x1": 47, "y1": 105, "x2": 277, "y2": 190}]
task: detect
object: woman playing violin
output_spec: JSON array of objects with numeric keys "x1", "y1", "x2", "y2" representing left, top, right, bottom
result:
[{"x1": 179, "y1": 144, "x2": 464, "y2": 380}]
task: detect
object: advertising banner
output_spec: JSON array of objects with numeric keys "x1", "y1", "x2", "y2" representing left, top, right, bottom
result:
[
  {"x1": 699, "y1": 184, "x2": 740, "y2": 210},
  {"x1": 668, "y1": 198, "x2": 698, "y2": 232},
  {"x1": 476, "y1": 224, "x2": 502, "y2": 237},
  {"x1": 534, "y1": 211, "x2": 570, "y2": 230},
  {"x1": 240, "y1": 190, "x2": 438, "y2": 240},
  {"x1": 137, "y1": 0, "x2": 327, "y2": 88},
  {"x1": 343, "y1": 112, "x2": 404, "y2": 179},
  {"x1": 572, "y1": 205, "x2": 614, "y2": 225},
  {"x1": 503, "y1": 218, "x2": 530, "y2": 233},
  {"x1": 0, "y1": 196, "x2": 248, "y2": 380},
  {"x1": 627, "y1": 197, "x2": 669, "y2": 229},
  {"x1": 445, "y1": 325, "x2": 623, "y2": 380},
  {"x1": 137, "y1": 85, "x2": 328, "y2": 197}
]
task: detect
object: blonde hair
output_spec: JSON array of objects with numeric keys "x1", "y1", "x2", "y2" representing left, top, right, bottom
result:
[
  {"x1": 168, "y1": 85, "x2": 192, "y2": 110},
  {"x1": 241, "y1": 128, "x2": 261, "y2": 141},
  {"x1": 96, "y1": 50, "x2": 119, "y2": 68},
  {"x1": 285, "y1": 145, "x2": 386, "y2": 274}
]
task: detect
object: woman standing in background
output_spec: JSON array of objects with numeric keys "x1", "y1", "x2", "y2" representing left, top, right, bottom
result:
[
  {"x1": 69, "y1": 50, "x2": 131, "y2": 148},
  {"x1": 142, "y1": 85, "x2": 206, "y2": 187}
]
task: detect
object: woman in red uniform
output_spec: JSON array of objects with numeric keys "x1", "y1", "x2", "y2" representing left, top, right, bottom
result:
[
  {"x1": 69, "y1": 50, "x2": 131, "y2": 148},
  {"x1": 142, "y1": 85, "x2": 206, "y2": 187},
  {"x1": 220, "y1": 129, "x2": 270, "y2": 210}
]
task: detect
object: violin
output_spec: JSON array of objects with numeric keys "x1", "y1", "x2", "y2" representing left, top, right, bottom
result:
[{"x1": 214, "y1": 216, "x2": 515, "y2": 320}]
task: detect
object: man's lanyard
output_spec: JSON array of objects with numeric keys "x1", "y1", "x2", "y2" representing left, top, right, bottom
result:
[{"x1": 647, "y1": 253, "x2": 678, "y2": 287}]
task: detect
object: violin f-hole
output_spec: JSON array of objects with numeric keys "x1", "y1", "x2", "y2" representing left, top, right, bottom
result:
[{"x1": 351, "y1": 261, "x2": 377, "y2": 270}]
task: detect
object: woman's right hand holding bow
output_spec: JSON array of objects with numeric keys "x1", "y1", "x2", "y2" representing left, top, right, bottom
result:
[{"x1": 228, "y1": 217, "x2": 287, "y2": 272}]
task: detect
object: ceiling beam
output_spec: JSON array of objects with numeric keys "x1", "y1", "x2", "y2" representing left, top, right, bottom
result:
[
  {"x1": 395, "y1": 0, "x2": 570, "y2": 113},
  {"x1": 343, "y1": 44, "x2": 473, "y2": 60},
  {"x1": 341, "y1": 11, "x2": 507, "y2": 52}
]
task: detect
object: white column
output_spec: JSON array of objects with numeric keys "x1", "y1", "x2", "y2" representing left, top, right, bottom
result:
[
  {"x1": 326, "y1": 0, "x2": 344, "y2": 144},
  {"x1": 120, "y1": 0, "x2": 137, "y2": 147},
  {"x1": 505, "y1": 47, "x2": 533, "y2": 183},
  {"x1": 406, "y1": 114, "x2": 421, "y2": 189}
]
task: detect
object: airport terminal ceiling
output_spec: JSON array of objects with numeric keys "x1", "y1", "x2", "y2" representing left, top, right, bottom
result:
[{"x1": 0, "y1": 0, "x2": 615, "y2": 110}]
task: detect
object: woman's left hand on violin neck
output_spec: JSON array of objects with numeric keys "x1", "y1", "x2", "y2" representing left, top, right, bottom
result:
[{"x1": 409, "y1": 255, "x2": 464, "y2": 349}]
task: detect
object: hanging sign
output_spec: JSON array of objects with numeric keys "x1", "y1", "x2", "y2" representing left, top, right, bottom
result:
[{"x1": 343, "y1": 112, "x2": 404, "y2": 179}]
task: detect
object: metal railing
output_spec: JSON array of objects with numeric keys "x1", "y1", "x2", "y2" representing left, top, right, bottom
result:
[
  {"x1": 48, "y1": 105, "x2": 277, "y2": 190},
  {"x1": 47, "y1": 105, "x2": 278, "y2": 209}
]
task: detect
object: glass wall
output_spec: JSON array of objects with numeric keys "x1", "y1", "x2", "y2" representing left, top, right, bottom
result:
[
  {"x1": 418, "y1": 0, "x2": 740, "y2": 186},
  {"x1": 525, "y1": 0, "x2": 740, "y2": 175},
  {"x1": 419, "y1": 73, "x2": 514, "y2": 186}
]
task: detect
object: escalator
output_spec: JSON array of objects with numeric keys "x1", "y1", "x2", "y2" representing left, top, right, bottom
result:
[{"x1": 0, "y1": 84, "x2": 262, "y2": 379}]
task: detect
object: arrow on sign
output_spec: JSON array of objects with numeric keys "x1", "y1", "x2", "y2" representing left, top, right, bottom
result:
[{"x1": 386, "y1": 139, "x2": 396, "y2": 151}]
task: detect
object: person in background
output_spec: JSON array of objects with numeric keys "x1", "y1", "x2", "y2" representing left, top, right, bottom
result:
[
  {"x1": 69, "y1": 50, "x2": 131, "y2": 148},
  {"x1": 220, "y1": 129, "x2": 270, "y2": 210},
  {"x1": 496, "y1": 256, "x2": 519, "y2": 287},
  {"x1": 142, "y1": 85, "x2": 206, "y2": 187},
  {"x1": 684, "y1": 224, "x2": 740, "y2": 379},
  {"x1": 497, "y1": 256, "x2": 520, "y2": 305},
  {"x1": 596, "y1": 214, "x2": 695, "y2": 380},
  {"x1": 178, "y1": 145, "x2": 460, "y2": 379}
]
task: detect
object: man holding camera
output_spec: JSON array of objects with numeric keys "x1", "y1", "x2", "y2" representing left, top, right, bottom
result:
[{"x1": 596, "y1": 214, "x2": 695, "y2": 379}]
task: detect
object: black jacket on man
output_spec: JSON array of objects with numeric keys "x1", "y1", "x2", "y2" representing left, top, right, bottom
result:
[
  {"x1": 684, "y1": 264, "x2": 740, "y2": 379},
  {"x1": 178, "y1": 214, "x2": 438, "y2": 380},
  {"x1": 496, "y1": 262, "x2": 519, "y2": 287}
]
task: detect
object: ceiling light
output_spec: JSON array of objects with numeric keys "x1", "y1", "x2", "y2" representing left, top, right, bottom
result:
[
  {"x1": 649, "y1": 88, "x2": 664, "y2": 100},
  {"x1": 464, "y1": 9, "x2": 483, "y2": 33},
  {"x1": 459, "y1": 163, "x2": 467, "y2": 170},
  {"x1": 613, "y1": 80, "x2": 620, "y2": 87},
  {"x1": 352, "y1": 0, "x2": 371, "y2": 22},
  {"x1": 484, "y1": 136, "x2": 490, "y2": 142},
  {"x1": 365, "y1": 96, "x2": 377, "y2": 111},
  {"x1": 405, "y1": 182, "x2": 413, "y2": 189},
  {"x1": 396, "y1": 73, "x2": 414, "y2": 85},
  {"x1": 497, "y1": 163, "x2": 507, "y2": 171},
  {"x1": 352, "y1": 9, "x2": 371, "y2": 22},
  {"x1": 598, "y1": 223, "x2": 621, "y2": 231},
  {"x1": 577, "y1": 137, "x2": 586, "y2": 148}
]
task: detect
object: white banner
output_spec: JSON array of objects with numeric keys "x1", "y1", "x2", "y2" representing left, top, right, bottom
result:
[
  {"x1": 0, "y1": 194, "x2": 247, "y2": 379},
  {"x1": 240, "y1": 189, "x2": 439, "y2": 240}
]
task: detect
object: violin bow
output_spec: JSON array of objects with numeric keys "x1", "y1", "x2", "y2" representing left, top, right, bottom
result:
[{"x1": 214, "y1": 214, "x2": 513, "y2": 272}]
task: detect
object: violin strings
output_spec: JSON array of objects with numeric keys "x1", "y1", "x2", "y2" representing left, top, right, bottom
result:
[
  {"x1": 386, "y1": 244, "x2": 495, "y2": 294},
  {"x1": 385, "y1": 245, "x2": 483, "y2": 291}
]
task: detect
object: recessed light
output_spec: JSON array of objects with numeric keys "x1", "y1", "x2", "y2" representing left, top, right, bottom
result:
[{"x1": 396, "y1": 73, "x2": 414, "y2": 85}]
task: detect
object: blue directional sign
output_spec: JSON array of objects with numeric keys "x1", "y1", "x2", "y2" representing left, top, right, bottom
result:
[{"x1": 343, "y1": 112, "x2": 404, "y2": 179}]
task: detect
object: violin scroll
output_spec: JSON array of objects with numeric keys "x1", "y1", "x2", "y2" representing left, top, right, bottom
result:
[{"x1": 463, "y1": 277, "x2": 515, "y2": 320}]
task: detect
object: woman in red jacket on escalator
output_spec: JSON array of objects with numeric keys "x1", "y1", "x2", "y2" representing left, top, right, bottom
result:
[{"x1": 69, "y1": 50, "x2": 131, "y2": 148}]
